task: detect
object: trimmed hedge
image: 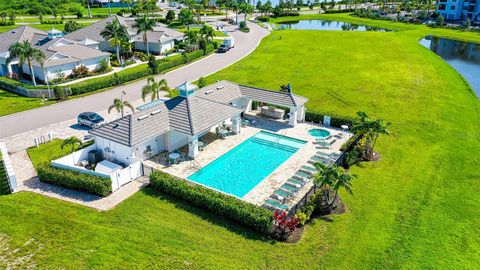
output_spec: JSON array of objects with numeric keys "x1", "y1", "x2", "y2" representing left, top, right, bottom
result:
[
  {"x1": 305, "y1": 111, "x2": 355, "y2": 128},
  {"x1": 149, "y1": 171, "x2": 273, "y2": 235},
  {"x1": 37, "y1": 163, "x2": 112, "y2": 197}
]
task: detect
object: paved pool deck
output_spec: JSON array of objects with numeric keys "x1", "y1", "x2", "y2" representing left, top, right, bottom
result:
[{"x1": 144, "y1": 114, "x2": 352, "y2": 208}]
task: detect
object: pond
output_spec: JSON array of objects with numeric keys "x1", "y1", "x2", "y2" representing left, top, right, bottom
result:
[
  {"x1": 420, "y1": 36, "x2": 480, "y2": 98},
  {"x1": 276, "y1": 20, "x2": 393, "y2": 32}
]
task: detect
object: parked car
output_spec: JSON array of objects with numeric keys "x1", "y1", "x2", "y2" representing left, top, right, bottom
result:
[
  {"x1": 217, "y1": 43, "x2": 230, "y2": 53},
  {"x1": 77, "y1": 112, "x2": 106, "y2": 128},
  {"x1": 223, "y1": 37, "x2": 235, "y2": 49}
]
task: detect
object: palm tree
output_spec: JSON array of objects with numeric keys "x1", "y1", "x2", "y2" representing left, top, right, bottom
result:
[
  {"x1": 101, "y1": 19, "x2": 129, "y2": 63},
  {"x1": 133, "y1": 15, "x2": 156, "y2": 55},
  {"x1": 7, "y1": 40, "x2": 46, "y2": 86},
  {"x1": 141, "y1": 77, "x2": 168, "y2": 101},
  {"x1": 61, "y1": 137, "x2": 83, "y2": 165},
  {"x1": 108, "y1": 91, "x2": 134, "y2": 117},
  {"x1": 313, "y1": 163, "x2": 354, "y2": 207},
  {"x1": 199, "y1": 24, "x2": 215, "y2": 42},
  {"x1": 239, "y1": 2, "x2": 252, "y2": 25},
  {"x1": 179, "y1": 8, "x2": 195, "y2": 31},
  {"x1": 370, "y1": 118, "x2": 391, "y2": 156},
  {"x1": 185, "y1": 30, "x2": 199, "y2": 50},
  {"x1": 351, "y1": 111, "x2": 391, "y2": 159},
  {"x1": 232, "y1": 1, "x2": 239, "y2": 24}
]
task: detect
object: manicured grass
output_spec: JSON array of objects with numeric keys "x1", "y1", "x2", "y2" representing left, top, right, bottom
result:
[
  {"x1": 0, "y1": 22, "x2": 94, "y2": 33},
  {"x1": 26, "y1": 139, "x2": 87, "y2": 169},
  {"x1": 0, "y1": 89, "x2": 54, "y2": 116},
  {"x1": 1, "y1": 15, "x2": 480, "y2": 269}
]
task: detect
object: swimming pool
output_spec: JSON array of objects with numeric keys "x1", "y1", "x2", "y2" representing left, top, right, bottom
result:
[
  {"x1": 308, "y1": 128, "x2": 331, "y2": 138},
  {"x1": 187, "y1": 131, "x2": 306, "y2": 198}
]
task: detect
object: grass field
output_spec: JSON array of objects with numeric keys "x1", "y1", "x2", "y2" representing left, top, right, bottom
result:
[
  {"x1": 1, "y1": 14, "x2": 480, "y2": 269},
  {"x1": 0, "y1": 89, "x2": 54, "y2": 116}
]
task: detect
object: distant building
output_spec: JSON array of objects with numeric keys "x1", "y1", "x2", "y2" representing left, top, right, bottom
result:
[
  {"x1": 0, "y1": 26, "x2": 110, "y2": 83},
  {"x1": 437, "y1": 0, "x2": 480, "y2": 22},
  {"x1": 93, "y1": 0, "x2": 136, "y2": 8}
]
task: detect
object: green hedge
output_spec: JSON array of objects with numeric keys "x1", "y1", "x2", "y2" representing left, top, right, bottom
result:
[
  {"x1": 37, "y1": 163, "x2": 112, "y2": 197},
  {"x1": 305, "y1": 111, "x2": 355, "y2": 128},
  {"x1": 149, "y1": 171, "x2": 273, "y2": 235}
]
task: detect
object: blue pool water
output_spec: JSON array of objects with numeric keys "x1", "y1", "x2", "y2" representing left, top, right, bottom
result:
[
  {"x1": 188, "y1": 131, "x2": 306, "y2": 198},
  {"x1": 308, "y1": 128, "x2": 331, "y2": 138}
]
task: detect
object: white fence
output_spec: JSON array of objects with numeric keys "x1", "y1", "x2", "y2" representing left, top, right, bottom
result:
[
  {"x1": 51, "y1": 145, "x2": 142, "y2": 192},
  {"x1": 0, "y1": 142, "x2": 17, "y2": 193}
]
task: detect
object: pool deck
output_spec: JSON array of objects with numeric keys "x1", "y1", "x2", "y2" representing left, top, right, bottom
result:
[{"x1": 144, "y1": 115, "x2": 352, "y2": 208}]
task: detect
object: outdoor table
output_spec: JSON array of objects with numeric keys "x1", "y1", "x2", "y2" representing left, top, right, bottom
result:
[
  {"x1": 198, "y1": 141, "x2": 205, "y2": 149},
  {"x1": 168, "y1": 153, "x2": 180, "y2": 163}
]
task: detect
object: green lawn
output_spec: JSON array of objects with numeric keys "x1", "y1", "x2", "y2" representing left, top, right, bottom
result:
[
  {"x1": 26, "y1": 139, "x2": 91, "y2": 169},
  {"x1": 1, "y1": 14, "x2": 480, "y2": 269},
  {"x1": 0, "y1": 89, "x2": 54, "y2": 117}
]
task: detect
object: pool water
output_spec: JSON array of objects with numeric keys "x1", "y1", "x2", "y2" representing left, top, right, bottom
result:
[
  {"x1": 308, "y1": 129, "x2": 331, "y2": 138},
  {"x1": 277, "y1": 20, "x2": 392, "y2": 32},
  {"x1": 188, "y1": 131, "x2": 306, "y2": 198}
]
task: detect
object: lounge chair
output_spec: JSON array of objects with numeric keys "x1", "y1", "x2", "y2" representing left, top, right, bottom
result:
[
  {"x1": 263, "y1": 199, "x2": 289, "y2": 211},
  {"x1": 287, "y1": 177, "x2": 306, "y2": 187},
  {"x1": 274, "y1": 189, "x2": 294, "y2": 198},
  {"x1": 301, "y1": 165, "x2": 316, "y2": 172},
  {"x1": 295, "y1": 171, "x2": 311, "y2": 179},
  {"x1": 280, "y1": 183, "x2": 301, "y2": 193}
]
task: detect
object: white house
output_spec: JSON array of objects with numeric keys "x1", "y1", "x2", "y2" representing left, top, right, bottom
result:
[
  {"x1": 0, "y1": 26, "x2": 110, "y2": 83},
  {"x1": 89, "y1": 80, "x2": 308, "y2": 165},
  {"x1": 65, "y1": 15, "x2": 185, "y2": 55}
]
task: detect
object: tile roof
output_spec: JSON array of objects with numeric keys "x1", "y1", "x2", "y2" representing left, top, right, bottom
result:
[
  {"x1": 0, "y1": 26, "x2": 47, "y2": 52},
  {"x1": 89, "y1": 82, "x2": 308, "y2": 147}
]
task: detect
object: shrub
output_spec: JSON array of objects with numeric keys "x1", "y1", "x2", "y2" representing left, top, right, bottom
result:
[
  {"x1": 305, "y1": 111, "x2": 355, "y2": 128},
  {"x1": 148, "y1": 55, "x2": 160, "y2": 74},
  {"x1": 37, "y1": 163, "x2": 112, "y2": 196},
  {"x1": 149, "y1": 171, "x2": 273, "y2": 235},
  {"x1": 256, "y1": 16, "x2": 269, "y2": 22},
  {"x1": 95, "y1": 58, "x2": 110, "y2": 73},
  {"x1": 69, "y1": 65, "x2": 89, "y2": 79},
  {"x1": 340, "y1": 133, "x2": 362, "y2": 152},
  {"x1": 198, "y1": 76, "x2": 206, "y2": 88},
  {"x1": 134, "y1": 51, "x2": 149, "y2": 62},
  {"x1": 272, "y1": 210, "x2": 299, "y2": 241},
  {"x1": 53, "y1": 86, "x2": 67, "y2": 100}
]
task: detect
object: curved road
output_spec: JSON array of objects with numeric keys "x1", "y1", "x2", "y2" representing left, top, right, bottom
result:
[{"x1": 0, "y1": 22, "x2": 269, "y2": 139}]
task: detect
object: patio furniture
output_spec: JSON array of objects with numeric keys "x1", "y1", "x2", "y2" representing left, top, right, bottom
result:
[
  {"x1": 341, "y1": 124, "x2": 349, "y2": 131},
  {"x1": 260, "y1": 106, "x2": 285, "y2": 119},
  {"x1": 287, "y1": 178, "x2": 306, "y2": 187},
  {"x1": 263, "y1": 199, "x2": 289, "y2": 211},
  {"x1": 198, "y1": 141, "x2": 205, "y2": 151},
  {"x1": 300, "y1": 165, "x2": 316, "y2": 175},
  {"x1": 280, "y1": 183, "x2": 301, "y2": 193},
  {"x1": 274, "y1": 189, "x2": 295, "y2": 199},
  {"x1": 168, "y1": 153, "x2": 180, "y2": 164}
]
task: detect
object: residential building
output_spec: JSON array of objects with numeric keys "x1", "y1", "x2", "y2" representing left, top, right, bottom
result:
[
  {"x1": 0, "y1": 26, "x2": 110, "y2": 83},
  {"x1": 89, "y1": 80, "x2": 308, "y2": 164},
  {"x1": 65, "y1": 15, "x2": 185, "y2": 55},
  {"x1": 93, "y1": 0, "x2": 136, "y2": 8},
  {"x1": 437, "y1": 0, "x2": 480, "y2": 22}
]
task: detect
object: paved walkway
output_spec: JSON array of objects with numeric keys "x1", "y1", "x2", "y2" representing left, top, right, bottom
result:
[{"x1": 0, "y1": 22, "x2": 269, "y2": 139}]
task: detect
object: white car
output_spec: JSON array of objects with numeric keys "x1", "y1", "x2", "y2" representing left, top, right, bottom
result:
[{"x1": 77, "y1": 112, "x2": 106, "y2": 128}]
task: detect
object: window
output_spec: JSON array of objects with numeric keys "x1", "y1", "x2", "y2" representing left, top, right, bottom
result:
[
  {"x1": 451, "y1": 5, "x2": 456, "y2": 10},
  {"x1": 439, "y1": 4, "x2": 446, "y2": 10}
]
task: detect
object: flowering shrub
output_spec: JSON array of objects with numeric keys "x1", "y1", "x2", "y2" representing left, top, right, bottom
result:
[{"x1": 272, "y1": 210, "x2": 299, "y2": 241}]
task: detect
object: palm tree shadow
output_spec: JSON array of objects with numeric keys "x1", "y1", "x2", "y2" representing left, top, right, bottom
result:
[{"x1": 140, "y1": 187, "x2": 276, "y2": 244}]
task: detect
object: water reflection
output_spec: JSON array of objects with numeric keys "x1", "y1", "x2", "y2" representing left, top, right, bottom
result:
[
  {"x1": 420, "y1": 35, "x2": 480, "y2": 97},
  {"x1": 277, "y1": 20, "x2": 392, "y2": 32}
]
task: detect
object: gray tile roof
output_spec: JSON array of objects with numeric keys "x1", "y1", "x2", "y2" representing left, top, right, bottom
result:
[
  {"x1": 200, "y1": 80, "x2": 308, "y2": 107},
  {"x1": 89, "y1": 81, "x2": 308, "y2": 147},
  {"x1": 90, "y1": 103, "x2": 170, "y2": 146},
  {"x1": 65, "y1": 15, "x2": 184, "y2": 45},
  {"x1": 0, "y1": 26, "x2": 47, "y2": 52},
  {"x1": 165, "y1": 95, "x2": 243, "y2": 135}
]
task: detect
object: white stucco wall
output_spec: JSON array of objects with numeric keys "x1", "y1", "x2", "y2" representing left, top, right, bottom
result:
[
  {"x1": 131, "y1": 134, "x2": 165, "y2": 161},
  {"x1": 94, "y1": 136, "x2": 135, "y2": 165},
  {"x1": 165, "y1": 130, "x2": 189, "y2": 152}
]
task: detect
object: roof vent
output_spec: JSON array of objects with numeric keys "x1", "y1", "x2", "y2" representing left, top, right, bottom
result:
[
  {"x1": 150, "y1": 109, "x2": 161, "y2": 115},
  {"x1": 216, "y1": 85, "x2": 224, "y2": 90},
  {"x1": 205, "y1": 90, "x2": 213, "y2": 95},
  {"x1": 137, "y1": 115, "x2": 149, "y2": 121}
]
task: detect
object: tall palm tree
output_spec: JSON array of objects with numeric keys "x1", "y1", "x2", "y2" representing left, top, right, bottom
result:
[
  {"x1": 179, "y1": 8, "x2": 195, "y2": 31},
  {"x1": 7, "y1": 40, "x2": 46, "y2": 86},
  {"x1": 199, "y1": 24, "x2": 215, "y2": 43},
  {"x1": 61, "y1": 136, "x2": 83, "y2": 164},
  {"x1": 370, "y1": 118, "x2": 391, "y2": 156},
  {"x1": 239, "y1": 2, "x2": 252, "y2": 25},
  {"x1": 185, "y1": 30, "x2": 199, "y2": 50},
  {"x1": 86, "y1": 0, "x2": 92, "y2": 18},
  {"x1": 141, "y1": 77, "x2": 168, "y2": 101},
  {"x1": 232, "y1": 1, "x2": 239, "y2": 24},
  {"x1": 101, "y1": 19, "x2": 129, "y2": 63},
  {"x1": 133, "y1": 15, "x2": 156, "y2": 55},
  {"x1": 109, "y1": 91, "x2": 134, "y2": 117},
  {"x1": 313, "y1": 163, "x2": 354, "y2": 207}
]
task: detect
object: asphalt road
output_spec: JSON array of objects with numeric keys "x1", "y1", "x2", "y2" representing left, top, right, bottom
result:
[{"x1": 0, "y1": 22, "x2": 269, "y2": 139}]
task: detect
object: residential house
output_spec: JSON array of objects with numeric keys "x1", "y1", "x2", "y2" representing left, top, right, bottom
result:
[
  {"x1": 65, "y1": 15, "x2": 185, "y2": 55},
  {"x1": 0, "y1": 26, "x2": 110, "y2": 83},
  {"x1": 89, "y1": 80, "x2": 308, "y2": 165}
]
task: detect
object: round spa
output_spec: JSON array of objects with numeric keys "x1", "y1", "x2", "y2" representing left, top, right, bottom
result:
[{"x1": 308, "y1": 128, "x2": 331, "y2": 138}]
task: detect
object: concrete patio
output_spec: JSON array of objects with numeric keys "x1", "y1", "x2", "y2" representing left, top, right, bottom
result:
[{"x1": 143, "y1": 114, "x2": 352, "y2": 208}]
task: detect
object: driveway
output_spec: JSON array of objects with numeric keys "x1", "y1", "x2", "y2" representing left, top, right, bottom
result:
[{"x1": 0, "y1": 22, "x2": 269, "y2": 140}]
